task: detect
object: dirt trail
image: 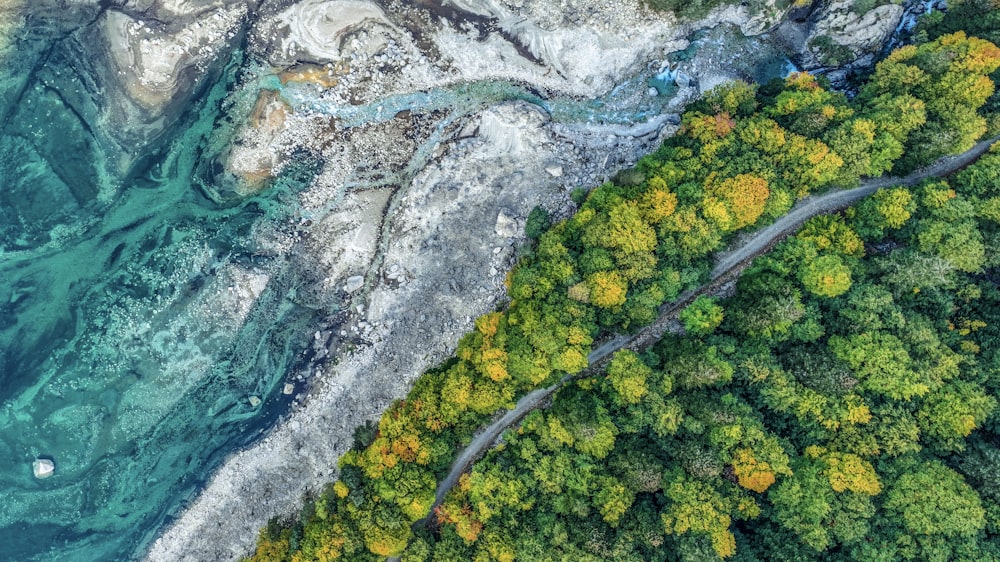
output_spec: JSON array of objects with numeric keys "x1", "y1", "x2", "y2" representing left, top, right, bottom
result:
[{"x1": 417, "y1": 136, "x2": 1000, "y2": 533}]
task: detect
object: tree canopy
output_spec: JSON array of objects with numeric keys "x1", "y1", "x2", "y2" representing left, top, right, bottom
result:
[{"x1": 244, "y1": 30, "x2": 1000, "y2": 562}]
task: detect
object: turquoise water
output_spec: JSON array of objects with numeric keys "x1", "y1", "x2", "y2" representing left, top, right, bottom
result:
[{"x1": 0, "y1": 40, "x2": 320, "y2": 560}]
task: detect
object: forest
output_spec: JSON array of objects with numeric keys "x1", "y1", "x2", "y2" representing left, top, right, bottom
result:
[
  {"x1": 417, "y1": 143, "x2": 1000, "y2": 561},
  {"x1": 244, "y1": 9, "x2": 1000, "y2": 562}
]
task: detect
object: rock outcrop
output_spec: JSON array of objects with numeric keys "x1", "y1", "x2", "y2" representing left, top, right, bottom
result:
[
  {"x1": 778, "y1": 0, "x2": 905, "y2": 73},
  {"x1": 811, "y1": 0, "x2": 904, "y2": 59}
]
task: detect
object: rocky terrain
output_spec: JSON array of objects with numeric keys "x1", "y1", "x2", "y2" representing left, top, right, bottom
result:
[{"x1": 0, "y1": 0, "x2": 922, "y2": 559}]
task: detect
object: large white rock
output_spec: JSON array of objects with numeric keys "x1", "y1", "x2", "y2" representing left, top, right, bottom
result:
[
  {"x1": 274, "y1": 0, "x2": 393, "y2": 62},
  {"x1": 32, "y1": 458, "x2": 54, "y2": 479},
  {"x1": 495, "y1": 209, "x2": 519, "y2": 238},
  {"x1": 103, "y1": 5, "x2": 248, "y2": 111}
]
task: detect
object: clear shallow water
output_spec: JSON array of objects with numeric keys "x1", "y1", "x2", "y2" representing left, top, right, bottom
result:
[{"x1": 0, "y1": 11, "x2": 796, "y2": 561}]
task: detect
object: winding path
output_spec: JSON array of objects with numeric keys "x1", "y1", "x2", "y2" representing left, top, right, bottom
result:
[{"x1": 418, "y1": 136, "x2": 1000, "y2": 530}]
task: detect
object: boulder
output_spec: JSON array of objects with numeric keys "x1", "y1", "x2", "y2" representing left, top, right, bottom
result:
[
  {"x1": 344, "y1": 276, "x2": 365, "y2": 292},
  {"x1": 495, "y1": 209, "x2": 520, "y2": 238},
  {"x1": 32, "y1": 458, "x2": 54, "y2": 479}
]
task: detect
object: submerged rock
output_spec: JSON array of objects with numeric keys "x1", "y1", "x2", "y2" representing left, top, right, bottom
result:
[
  {"x1": 223, "y1": 90, "x2": 293, "y2": 197},
  {"x1": 32, "y1": 458, "x2": 54, "y2": 479}
]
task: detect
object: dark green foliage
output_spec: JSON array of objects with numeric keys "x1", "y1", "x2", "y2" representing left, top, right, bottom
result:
[
  {"x1": 679, "y1": 296, "x2": 725, "y2": 335},
  {"x1": 643, "y1": 0, "x2": 734, "y2": 19},
  {"x1": 918, "y1": 0, "x2": 1000, "y2": 46},
  {"x1": 810, "y1": 35, "x2": 855, "y2": 67},
  {"x1": 352, "y1": 420, "x2": 378, "y2": 451},
  {"x1": 524, "y1": 206, "x2": 551, "y2": 240}
]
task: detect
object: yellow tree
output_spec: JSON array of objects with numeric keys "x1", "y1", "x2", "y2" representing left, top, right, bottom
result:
[
  {"x1": 705, "y1": 173, "x2": 770, "y2": 232},
  {"x1": 682, "y1": 111, "x2": 737, "y2": 143},
  {"x1": 588, "y1": 270, "x2": 628, "y2": 308},
  {"x1": 606, "y1": 350, "x2": 651, "y2": 406},
  {"x1": 661, "y1": 470, "x2": 750, "y2": 558},
  {"x1": 798, "y1": 215, "x2": 865, "y2": 258},
  {"x1": 811, "y1": 449, "x2": 882, "y2": 495},
  {"x1": 638, "y1": 176, "x2": 678, "y2": 223},
  {"x1": 731, "y1": 448, "x2": 777, "y2": 493}
]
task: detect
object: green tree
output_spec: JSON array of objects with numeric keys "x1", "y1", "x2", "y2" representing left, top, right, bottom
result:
[
  {"x1": 850, "y1": 186, "x2": 916, "y2": 239},
  {"x1": 916, "y1": 381, "x2": 997, "y2": 451},
  {"x1": 829, "y1": 332, "x2": 928, "y2": 400},
  {"x1": 679, "y1": 296, "x2": 724, "y2": 336},
  {"x1": 800, "y1": 254, "x2": 852, "y2": 298},
  {"x1": 606, "y1": 350, "x2": 653, "y2": 406},
  {"x1": 881, "y1": 460, "x2": 987, "y2": 561},
  {"x1": 525, "y1": 206, "x2": 552, "y2": 240},
  {"x1": 769, "y1": 455, "x2": 876, "y2": 552}
]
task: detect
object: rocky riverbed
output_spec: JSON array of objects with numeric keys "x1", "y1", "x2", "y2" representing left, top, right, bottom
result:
[{"x1": 0, "y1": 0, "x2": 911, "y2": 560}]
